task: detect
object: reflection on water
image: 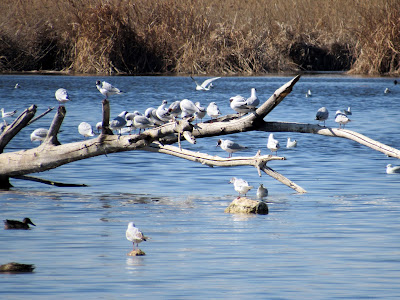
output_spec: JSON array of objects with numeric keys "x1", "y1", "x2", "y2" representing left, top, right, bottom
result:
[{"x1": 1, "y1": 74, "x2": 400, "y2": 298}]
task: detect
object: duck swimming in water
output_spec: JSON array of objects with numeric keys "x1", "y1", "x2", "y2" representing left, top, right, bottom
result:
[{"x1": 3, "y1": 218, "x2": 36, "y2": 230}]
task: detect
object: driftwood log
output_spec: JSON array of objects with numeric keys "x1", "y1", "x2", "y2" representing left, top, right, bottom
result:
[{"x1": 0, "y1": 75, "x2": 399, "y2": 191}]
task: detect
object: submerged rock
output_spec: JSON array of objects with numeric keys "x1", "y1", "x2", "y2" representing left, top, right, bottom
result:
[
  {"x1": 0, "y1": 262, "x2": 35, "y2": 273},
  {"x1": 225, "y1": 197, "x2": 268, "y2": 215},
  {"x1": 127, "y1": 249, "x2": 146, "y2": 256}
]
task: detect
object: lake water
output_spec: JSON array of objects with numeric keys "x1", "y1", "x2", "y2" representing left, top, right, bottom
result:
[{"x1": 1, "y1": 74, "x2": 400, "y2": 299}]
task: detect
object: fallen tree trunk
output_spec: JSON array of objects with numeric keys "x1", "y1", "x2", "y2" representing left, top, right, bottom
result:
[{"x1": 0, "y1": 74, "x2": 398, "y2": 192}]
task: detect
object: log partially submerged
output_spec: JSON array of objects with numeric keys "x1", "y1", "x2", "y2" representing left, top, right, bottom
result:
[{"x1": 0, "y1": 75, "x2": 399, "y2": 192}]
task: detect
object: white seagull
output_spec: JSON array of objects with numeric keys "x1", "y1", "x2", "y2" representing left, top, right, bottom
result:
[
  {"x1": 315, "y1": 107, "x2": 329, "y2": 126},
  {"x1": 229, "y1": 177, "x2": 253, "y2": 197},
  {"x1": 126, "y1": 222, "x2": 147, "y2": 250},
  {"x1": 216, "y1": 139, "x2": 247, "y2": 158},
  {"x1": 30, "y1": 128, "x2": 48, "y2": 143},
  {"x1": 96, "y1": 80, "x2": 123, "y2": 99},
  {"x1": 246, "y1": 88, "x2": 260, "y2": 109},
  {"x1": 386, "y1": 164, "x2": 400, "y2": 174},
  {"x1": 257, "y1": 184, "x2": 268, "y2": 199},
  {"x1": 168, "y1": 101, "x2": 182, "y2": 119},
  {"x1": 134, "y1": 114, "x2": 153, "y2": 133},
  {"x1": 306, "y1": 89, "x2": 312, "y2": 97},
  {"x1": 335, "y1": 110, "x2": 351, "y2": 128},
  {"x1": 230, "y1": 95, "x2": 252, "y2": 114},
  {"x1": 190, "y1": 76, "x2": 221, "y2": 91},
  {"x1": 1, "y1": 108, "x2": 17, "y2": 118},
  {"x1": 145, "y1": 107, "x2": 164, "y2": 126},
  {"x1": 55, "y1": 88, "x2": 70, "y2": 105},
  {"x1": 180, "y1": 99, "x2": 200, "y2": 118},
  {"x1": 78, "y1": 122, "x2": 95, "y2": 138},
  {"x1": 96, "y1": 122, "x2": 103, "y2": 133},
  {"x1": 267, "y1": 133, "x2": 280, "y2": 155},
  {"x1": 110, "y1": 111, "x2": 128, "y2": 134},
  {"x1": 194, "y1": 102, "x2": 206, "y2": 121},
  {"x1": 156, "y1": 100, "x2": 173, "y2": 123},
  {"x1": 206, "y1": 102, "x2": 221, "y2": 120},
  {"x1": 286, "y1": 137, "x2": 297, "y2": 148}
]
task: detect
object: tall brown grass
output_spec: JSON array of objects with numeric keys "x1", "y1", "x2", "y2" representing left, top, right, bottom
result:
[{"x1": 0, "y1": 0, "x2": 399, "y2": 75}]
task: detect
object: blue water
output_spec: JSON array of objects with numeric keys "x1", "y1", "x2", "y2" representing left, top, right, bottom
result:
[{"x1": 1, "y1": 74, "x2": 400, "y2": 299}]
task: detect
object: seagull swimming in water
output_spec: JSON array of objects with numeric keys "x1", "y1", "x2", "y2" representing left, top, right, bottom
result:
[
  {"x1": 190, "y1": 76, "x2": 221, "y2": 91},
  {"x1": 216, "y1": 139, "x2": 247, "y2": 158},
  {"x1": 55, "y1": 88, "x2": 70, "y2": 106},
  {"x1": 386, "y1": 164, "x2": 400, "y2": 174},
  {"x1": 78, "y1": 122, "x2": 95, "y2": 138},
  {"x1": 286, "y1": 137, "x2": 297, "y2": 148},
  {"x1": 30, "y1": 128, "x2": 48, "y2": 143},
  {"x1": 267, "y1": 133, "x2": 280, "y2": 155},
  {"x1": 229, "y1": 177, "x2": 253, "y2": 197},
  {"x1": 315, "y1": 107, "x2": 329, "y2": 126},
  {"x1": 335, "y1": 110, "x2": 351, "y2": 128},
  {"x1": 126, "y1": 222, "x2": 147, "y2": 250},
  {"x1": 96, "y1": 80, "x2": 123, "y2": 99},
  {"x1": 1, "y1": 108, "x2": 17, "y2": 119},
  {"x1": 257, "y1": 184, "x2": 268, "y2": 199},
  {"x1": 206, "y1": 102, "x2": 221, "y2": 120}
]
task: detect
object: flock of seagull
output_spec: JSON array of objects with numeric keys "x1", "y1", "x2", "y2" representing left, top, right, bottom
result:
[{"x1": 2, "y1": 78, "x2": 400, "y2": 201}]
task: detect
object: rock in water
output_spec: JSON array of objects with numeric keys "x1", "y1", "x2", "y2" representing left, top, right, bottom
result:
[
  {"x1": 225, "y1": 197, "x2": 268, "y2": 215},
  {"x1": 127, "y1": 249, "x2": 146, "y2": 256}
]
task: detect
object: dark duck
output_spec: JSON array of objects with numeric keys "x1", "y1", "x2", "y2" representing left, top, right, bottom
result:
[{"x1": 4, "y1": 218, "x2": 36, "y2": 230}]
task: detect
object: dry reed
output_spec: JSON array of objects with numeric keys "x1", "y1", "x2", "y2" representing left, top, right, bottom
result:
[{"x1": 0, "y1": 0, "x2": 398, "y2": 75}]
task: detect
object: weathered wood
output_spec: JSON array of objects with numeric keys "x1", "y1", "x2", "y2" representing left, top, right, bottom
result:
[
  {"x1": 143, "y1": 143, "x2": 307, "y2": 193},
  {"x1": 11, "y1": 175, "x2": 88, "y2": 187},
  {"x1": 257, "y1": 122, "x2": 400, "y2": 159},
  {"x1": 0, "y1": 105, "x2": 37, "y2": 153}
]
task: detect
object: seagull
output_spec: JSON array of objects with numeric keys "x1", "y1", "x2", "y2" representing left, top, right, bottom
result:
[
  {"x1": 14, "y1": 83, "x2": 20, "y2": 89},
  {"x1": 1, "y1": 108, "x2": 17, "y2": 118},
  {"x1": 95, "y1": 122, "x2": 103, "y2": 133},
  {"x1": 190, "y1": 76, "x2": 221, "y2": 91},
  {"x1": 4, "y1": 218, "x2": 35, "y2": 230},
  {"x1": 30, "y1": 128, "x2": 48, "y2": 143},
  {"x1": 229, "y1": 177, "x2": 253, "y2": 197},
  {"x1": 230, "y1": 95, "x2": 252, "y2": 114},
  {"x1": 246, "y1": 88, "x2": 260, "y2": 109},
  {"x1": 110, "y1": 111, "x2": 128, "y2": 134},
  {"x1": 194, "y1": 102, "x2": 206, "y2": 121},
  {"x1": 126, "y1": 222, "x2": 147, "y2": 250},
  {"x1": 55, "y1": 88, "x2": 70, "y2": 105},
  {"x1": 335, "y1": 110, "x2": 351, "y2": 128},
  {"x1": 156, "y1": 100, "x2": 173, "y2": 123},
  {"x1": 216, "y1": 139, "x2": 247, "y2": 158},
  {"x1": 206, "y1": 102, "x2": 221, "y2": 120},
  {"x1": 168, "y1": 101, "x2": 182, "y2": 119},
  {"x1": 96, "y1": 80, "x2": 123, "y2": 99},
  {"x1": 306, "y1": 89, "x2": 312, "y2": 97},
  {"x1": 315, "y1": 107, "x2": 329, "y2": 126},
  {"x1": 386, "y1": 164, "x2": 400, "y2": 174},
  {"x1": 384, "y1": 87, "x2": 391, "y2": 94},
  {"x1": 180, "y1": 99, "x2": 200, "y2": 118},
  {"x1": 134, "y1": 114, "x2": 153, "y2": 133},
  {"x1": 343, "y1": 107, "x2": 352, "y2": 115},
  {"x1": 145, "y1": 107, "x2": 164, "y2": 126},
  {"x1": 78, "y1": 122, "x2": 95, "y2": 138},
  {"x1": 267, "y1": 133, "x2": 280, "y2": 155},
  {"x1": 286, "y1": 137, "x2": 297, "y2": 148},
  {"x1": 257, "y1": 184, "x2": 268, "y2": 199}
]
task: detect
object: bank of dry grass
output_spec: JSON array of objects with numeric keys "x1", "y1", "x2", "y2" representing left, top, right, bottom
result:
[{"x1": 0, "y1": 0, "x2": 399, "y2": 75}]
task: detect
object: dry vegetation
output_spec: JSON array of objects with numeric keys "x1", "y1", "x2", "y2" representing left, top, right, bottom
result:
[{"x1": 0, "y1": 0, "x2": 399, "y2": 75}]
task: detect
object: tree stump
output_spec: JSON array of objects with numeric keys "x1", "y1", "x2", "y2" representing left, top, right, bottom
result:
[{"x1": 225, "y1": 197, "x2": 269, "y2": 215}]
